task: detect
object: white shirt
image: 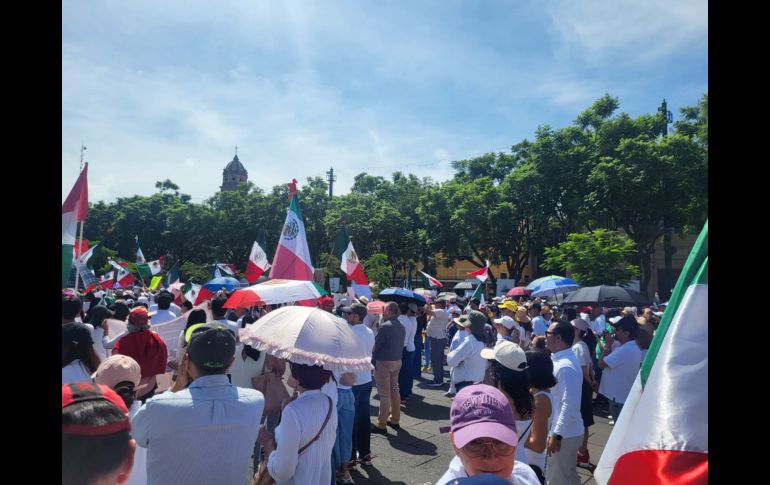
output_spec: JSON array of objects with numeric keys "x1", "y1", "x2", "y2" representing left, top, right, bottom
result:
[
  {"x1": 150, "y1": 309, "x2": 177, "y2": 325},
  {"x1": 350, "y1": 324, "x2": 374, "y2": 385},
  {"x1": 599, "y1": 340, "x2": 643, "y2": 404},
  {"x1": 550, "y1": 348, "x2": 585, "y2": 439},
  {"x1": 532, "y1": 316, "x2": 549, "y2": 336},
  {"x1": 446, "y1": 333, "x2": 487, "y2": 384},
  {"x1": 229, "y1": 344, "x2": 266, "y2": 389},
  {"x1": 426, "y1": 309, "x2": 451, "y2": 339},
  {"x1": 151, "y1": 303, "x2": 182, "y2": 317},
  {"x1": 572, "y1": 340, "x2": 592, "y2": 370},
  {"x1": 62, "y1": 360, "x2": 92, "y2": 385},
  {"x1": 436, "y1": 456, "x2": 540, "y2": 485},
  {"x1": 399, "y1": 315, "x2": 417, "y2": 352},
  {"x1": 268, "y1": 390, "x2": 338, "y2": 485},
  {"x1": 92, "y1": 326, "x2": 108, "y2": 360},
  {"x1": 450, "y1": 327, "x2": 468, "y2": 352},
  {"x1": 590, "y1": 314, "x2": 607, "y2": 335}
]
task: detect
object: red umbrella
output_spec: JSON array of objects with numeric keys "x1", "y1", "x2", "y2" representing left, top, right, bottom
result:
[
  {"x1": 223, "y1": 289, "x2": 266, "y2": 309},
  {"x1": 506, "y1": 286, "x2": 532, "y2": 297}
]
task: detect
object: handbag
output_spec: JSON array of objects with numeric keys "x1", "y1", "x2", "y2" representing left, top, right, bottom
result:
[
  {"x1": 252, "y1": 370, "x2": 291, "y2": 417},
  {"x1": 252, "y1": 395, "x2": 333, "y2": 485}
]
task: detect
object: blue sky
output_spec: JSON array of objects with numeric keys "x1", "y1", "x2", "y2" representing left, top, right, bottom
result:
[{"x1": 62, "y1": 0, "x2": 707, "y2": 203}]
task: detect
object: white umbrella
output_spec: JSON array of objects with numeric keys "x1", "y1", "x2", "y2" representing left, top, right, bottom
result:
[{"x1": 239, "y1": 306, "x2": 372, "y2": 373}]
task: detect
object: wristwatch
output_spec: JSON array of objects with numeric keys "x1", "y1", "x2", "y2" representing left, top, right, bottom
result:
[{"x1": 552, "y1": 433, "x2": 563, "y2": 441}]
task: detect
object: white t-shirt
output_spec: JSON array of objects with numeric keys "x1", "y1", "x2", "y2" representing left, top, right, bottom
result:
[
  {"x1": 426, "y1": 309, "x2": 451, "y2": 339},
  {"x1": 599, "y1": 340, "x2": 643, "y2": 404},
  {"x1": 572, "y1": 340, "x2": 592, "y2": 370},
  {"x1": 229, "y1": 344, "x2": 267, "y2": 389},
  {"x1": 350, "y1": 324, "x2": 374, "y2": 385},
  {"x1": 436, "y1": 456, "x2": 540, "y2": 485},
  {"x1": 399, "y1": 315, "x2": 417, "y2": 352}
]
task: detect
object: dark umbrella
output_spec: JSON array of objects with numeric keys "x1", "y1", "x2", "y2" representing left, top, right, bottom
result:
[
  {"x1": 506, "y1": 286, "x2": 532, "y2": 297},
  {"x1": 378, "y1": 288, "x2": 427, "y2": 306},
  {"x1": 563, "y1": 285, "x2": 652, "y2": 307}
]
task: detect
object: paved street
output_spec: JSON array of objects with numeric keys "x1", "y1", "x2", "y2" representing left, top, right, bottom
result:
[{"x1": 348, "y1": 365, "x2": 611, "y2": 485}]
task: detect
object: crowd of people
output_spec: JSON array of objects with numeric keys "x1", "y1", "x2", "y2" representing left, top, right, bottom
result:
[{"x1": 62, "y1": 284, "x2": 661, "y2": 485}]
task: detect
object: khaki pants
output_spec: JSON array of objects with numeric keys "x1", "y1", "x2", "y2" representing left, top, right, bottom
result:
[
  {"x1": 374, "y1": 359, "x2": 402, "y2": 427},
  {"x1": 545, "y1": 434, "x2": 582, "y2": 485}
]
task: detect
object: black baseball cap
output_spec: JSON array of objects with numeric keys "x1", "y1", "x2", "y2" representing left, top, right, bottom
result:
[{"x1": 186, "y1": 323, "x2": 236, "y2": 370}]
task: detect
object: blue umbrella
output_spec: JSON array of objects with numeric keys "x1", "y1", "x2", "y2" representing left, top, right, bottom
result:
[
  {"x1": 378, "y1": 287, "x2": 427, "y2": 306},
  {"x1": 203, "y1": 276, "x2": 242, "y2": 292},
  {"x1": 530, "y1": 277, "x2": 580, "y2": 298}
]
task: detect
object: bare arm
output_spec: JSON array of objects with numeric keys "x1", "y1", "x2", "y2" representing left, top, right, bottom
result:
[{"x1": 526, "y1": 393, "x2": 551, "y2": 454}]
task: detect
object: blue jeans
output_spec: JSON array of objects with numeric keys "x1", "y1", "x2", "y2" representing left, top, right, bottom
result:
[
  {"x1": 351, "y1": 381, "x2": 373, "y2": 460},
  {"x1": 332, "y1": 388, "x2": 355, "y2": 474},
  {"x1": 423, "y1": 337, "x2": 431, "y2": 367},
  {"x1": 398, "y1": 348, "x2": 414, "y2": 399}
]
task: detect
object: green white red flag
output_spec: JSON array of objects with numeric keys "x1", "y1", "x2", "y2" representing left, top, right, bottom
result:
[
  {"x1": 467, "y1": 260, "x2": 490, "y2": 283},
  {"x1": 268, "y1": 182, "x2": 314, "y2": 281},
  {"x1": 595, "y1": 221, "x2": 708, "y2": 485},
  {"x1": 419, "y1": 270, "x2": 443, "y2": 288},
  {"x1": 62, "y1": 163, "x2": 88, "y2": 287},
  {"x1": 244, "y1": 241, "x2": 271, "y2": 283},
  {"x1": 340, "y1": 241, "x2": 368, "y2": 285}
]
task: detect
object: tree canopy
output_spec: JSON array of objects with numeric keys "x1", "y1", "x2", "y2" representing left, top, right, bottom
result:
[{"x1": 81, "y1": 94, "x2": 708, "y2": 296}]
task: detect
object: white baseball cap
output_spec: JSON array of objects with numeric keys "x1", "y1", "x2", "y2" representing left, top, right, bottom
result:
[
  {"x1": 480, "y1": 340, "x2": 528, "y2": 372},
  {"x1": 493, "y1": 316, "x2": 516, "y2": 330}
]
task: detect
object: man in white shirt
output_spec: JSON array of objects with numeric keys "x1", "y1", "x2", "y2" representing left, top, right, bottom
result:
[
  {"x1": 397, "y1": 302, "x2": 418, "y2": 403},
  {"x1": 149, "y1": 291, "x2": 178, "y2": 325},
  {"x1": 425, "y1": 299, "x2": 451, "y2": 387},
  {"x1": 343, "y1": 303, "x2": 376, "y2": 467},
  {"x1": 598, "y1": 316, "x2": 643, "y2": 425},
  {"x1": 545, "y1": 319, "x2": 584, "y2": 485}
]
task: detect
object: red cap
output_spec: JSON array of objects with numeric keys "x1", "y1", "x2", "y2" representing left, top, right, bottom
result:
[{"x1": 62, "y1": 383, "x2": 131, "y2": 436}]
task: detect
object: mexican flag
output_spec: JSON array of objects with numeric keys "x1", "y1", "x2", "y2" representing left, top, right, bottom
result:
[
  {"x1": 135, "y1": 235, "x2": 146, "y2": 264},
  {"x1": 115, "y1": 266, "x2": 134, "y2": 288},
  {"x1": 148, "y1": 257, "x2": 164, "y2": 275},
  {"x1": 268, "y1": 189, "x2": 314, "y2": 281},
  {"x1": 467, "y1": 260, "x2": 490, "y2": 283},
  {"x1": 419, "y1": 270, "x2": 443, "y2": 288},
  {"x1": 99, "y1": 271, "x2": 115, "y2": 289},
  {"x1": 244, "y1": 240, "x2": 271, "y2": 283},
  {"x1": 77, "y1": 244, "x2": 98, "y2": 266},
  {"x1": 62, "y1": 163, "x2": 88, "y2": 287},
  {"x1": 108, "y1": 259, "x2": 134, "y2": 288},
  {"x1": 163, "y1": 261, "x2": 181, "y2": 287},
  {"x1": 470, "y1": 282, "x2": 485, "y2": 307},
  {"x1": 340, "y1": 241, "x2": 368, "y2": 285},
  {"x1": 184, "y1": 283, "x2": 212, "y2": 305},
  {"x1": 594, "y1": 221, "x2": 708, "y2": 485}
]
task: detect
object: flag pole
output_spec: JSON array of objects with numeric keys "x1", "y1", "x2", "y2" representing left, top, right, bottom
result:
[{"x1": 73, "y1": 219, "x2": 85, "y2": 292}]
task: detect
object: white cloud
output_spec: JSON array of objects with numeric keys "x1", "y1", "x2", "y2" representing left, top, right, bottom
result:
[{"x1": 545, "y1": 0, "x2": 707, "y2": 65}]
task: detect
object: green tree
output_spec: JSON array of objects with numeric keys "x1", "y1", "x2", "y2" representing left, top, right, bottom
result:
[
  {"x1": 542, "y1": 229, "x2": 639, "y2": 286},
  {"x1": 362, "y1": 253, "x2": 392, "y2": 292}
]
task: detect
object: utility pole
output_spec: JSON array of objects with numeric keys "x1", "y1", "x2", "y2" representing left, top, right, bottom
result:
[
  {"x1": 658, "y1": 100, "x2": 674, "y2": 301},
  {"x1": 326, "y1": 167, "x2": 336, "y2": 199}
]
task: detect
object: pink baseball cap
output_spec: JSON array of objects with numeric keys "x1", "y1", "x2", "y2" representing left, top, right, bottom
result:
[{"x1": 450, "y1": 384, "x2": 518, "y2": 448}]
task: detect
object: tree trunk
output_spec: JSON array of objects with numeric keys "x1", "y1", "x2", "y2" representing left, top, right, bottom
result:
[{"x1": 639, "y1": 246, "x2": 655, "y2": 298}]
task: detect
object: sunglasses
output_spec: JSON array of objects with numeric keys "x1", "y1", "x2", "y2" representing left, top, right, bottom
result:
[{"x1": 463, "y1": 438, "x2": 515, "y2": 458}]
